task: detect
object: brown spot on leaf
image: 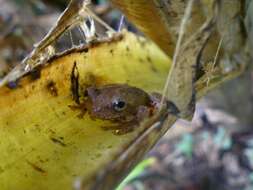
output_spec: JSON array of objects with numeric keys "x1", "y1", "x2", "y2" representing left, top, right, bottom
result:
[
  {"x1": 28, "y1": 66, "x2": 42, "y2": 81},
  {"x1": 146, "y1": 56, "x2": 152, "y2": 63},
  {"x1": 83, "y1": 48, "x2": 89, "y2": 53},
  {"x1": 46, "y1": 80, "x2": 58, "y2": 97},
  {"x1": 146, "y1": 56, "x2": 158, "y2": 72}
]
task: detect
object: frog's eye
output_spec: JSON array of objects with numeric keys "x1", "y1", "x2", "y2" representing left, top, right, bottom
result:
[{"x1": 112, "y1": 99, "x2": 126, "y2": 111}]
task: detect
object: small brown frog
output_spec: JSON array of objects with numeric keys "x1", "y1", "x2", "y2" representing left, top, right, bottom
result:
[{"x1": 70, "y1": 84, "x2": 178, "y2": 135}]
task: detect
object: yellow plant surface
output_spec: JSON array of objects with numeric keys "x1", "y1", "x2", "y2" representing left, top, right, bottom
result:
[{"x1": 0, "y1": 31, "x2": 170, "y2": 190}]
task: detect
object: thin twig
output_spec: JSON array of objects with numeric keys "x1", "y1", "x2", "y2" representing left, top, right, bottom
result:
[
  {"x1": 212, "y1": 37, "x2": 223, "y2": 70},
  {"x1": 69, "y1": 30, "x2": 74, "y2": 46},
  {"x1": 160, "y1": 0, "x2": 195, "y2": 109},
  {"x1": 205, "y1": 37, "x2": 223, "y2": 86},
  {"x1": 118, "y1": 15, "x2": 125, "y2": 32}
]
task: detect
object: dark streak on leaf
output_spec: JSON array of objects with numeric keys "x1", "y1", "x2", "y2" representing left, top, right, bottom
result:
[
  {"x1": 71, "y1": 61, "x2": 80, "y2": 104},
  {"x1": 50, "y1": 137, "x2": 67, "y2": 147},
  {"x1": 26, "y1": 160, "x2": 46, "y2": 174}
]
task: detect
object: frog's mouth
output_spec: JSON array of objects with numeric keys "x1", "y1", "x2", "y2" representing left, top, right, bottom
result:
[{"x1": 93, "y1": 106, "x2": 136, "y2": 122}]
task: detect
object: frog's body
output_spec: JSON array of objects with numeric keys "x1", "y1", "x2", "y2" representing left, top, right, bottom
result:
[
  {"x1": 86, "y1": 84, "x2": 152, "y2": 121},
  {"x1": 71, "y1": 84, "x2": 177, "y2": 135}
]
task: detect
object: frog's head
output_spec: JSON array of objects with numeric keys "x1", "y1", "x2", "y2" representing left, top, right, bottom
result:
[{"x1": 86, "y1": 84, "x2": 151, "y2": 121}]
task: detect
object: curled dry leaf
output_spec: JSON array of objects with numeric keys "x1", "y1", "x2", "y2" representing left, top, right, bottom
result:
[{"x1": 110, "y1": 0, "x2": 175, "y2": 55}]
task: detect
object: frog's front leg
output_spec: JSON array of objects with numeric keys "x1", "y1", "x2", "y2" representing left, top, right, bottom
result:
[
  {"x1": 68, "y1": 100, "x2": 92, "y2": 119},
  {"x1": 68, "y1": 103, "x2": 86, "y2": 118}
]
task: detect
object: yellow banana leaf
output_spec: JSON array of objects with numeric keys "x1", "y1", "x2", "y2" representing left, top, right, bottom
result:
[{"x1": 0, "y1": 31, "x2": 171, "y2": 190}]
